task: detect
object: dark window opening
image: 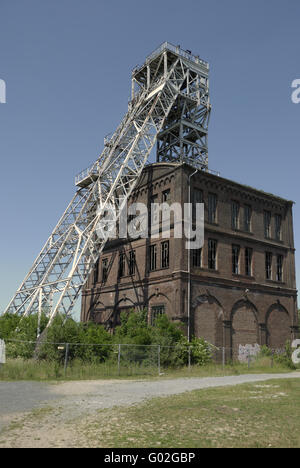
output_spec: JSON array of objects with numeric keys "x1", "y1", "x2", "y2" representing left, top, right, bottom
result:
[
  {"x1": 161, "y1": 241, "x2": 169, "y2": 269},
  {"x1": 244, "y1": 205, "x2": 252, "y2": 232},
  {"x1": 232, "y1": 244, "x2": 240, "y2": 274},
  {"x1": 231, "y1": 201, "x2": 240, "y2": 230},
  {"x1": 93, "y1": 259, "x2": 99, "y2": 284},
  {"x1": 102, "y1": 258, "x2": 108, "y2": 283},
  {"x1": 245, "y1": 247, "x2": 253, "y2": 276},
  {"x1": 264, "y1": 211, "x2": 271, "y2": 238},
  {"x1": 208, "y1": 239, "x2": 217, "y2": 270},
  {"x1": 208, "y1": 193, "x2": 217, "y2": 224},
  {"x1": 162, "y1": 189, "x2": 171, "y2": 204},
  {"x1": 276, "y1": 254, "x2": 283, "y2": 281},
  {"x1": 192, "y1": 188, "x2": 203, "y2": 221},
  {"x1": 150, "y1": 194, "x2": 159, "y2": 228},
  {"x1": 118, "y1": 253, "x2": 126, "y2": 278},
  {"x1": 149, "y1": 244, "x2": 157, "y2": 271},
  {"x1": 275, "y1": 214, "x2": 282, "y2": 241},
  {"x1": 129, "y1": 250, "x2": 136, "y2": 276},
  {"x1": 192, "y1": 248, "x2": 202, "y2": 268},
  {"x1": 265, "y1": 252, "x2": 272, "y2": 280}
]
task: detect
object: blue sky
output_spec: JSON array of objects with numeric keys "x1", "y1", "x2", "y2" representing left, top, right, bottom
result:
[{"x1": 0, "y1": 0, "x2": 299, "y2": 314}]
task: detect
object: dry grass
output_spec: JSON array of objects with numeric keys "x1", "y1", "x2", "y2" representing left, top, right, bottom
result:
[{"x1": 79, "y1": 378, "x2": 300, "y2": 448}]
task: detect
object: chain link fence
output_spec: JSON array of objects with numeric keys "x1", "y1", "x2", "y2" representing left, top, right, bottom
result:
[{"x1": 0, "y1": 338, "x2": 291, "y2": 379}]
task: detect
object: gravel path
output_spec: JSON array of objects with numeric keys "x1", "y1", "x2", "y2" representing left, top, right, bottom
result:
[
  {"x1": 1, "y1": 372, "x2": 300, "y2": 426},
  {"x1": 1, "y1": 372, "x2": 300, "y2": 447}
]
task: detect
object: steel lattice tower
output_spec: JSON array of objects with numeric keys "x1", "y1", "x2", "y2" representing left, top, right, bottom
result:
[{"x1": 4, "y1": 42, "x2": 210, "y2": 332}]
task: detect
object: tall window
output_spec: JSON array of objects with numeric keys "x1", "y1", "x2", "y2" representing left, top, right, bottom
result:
[
  {"x1": 102, "y1": 258, "x2": 108, "y2": 283},
  {"x1": 150, "y1": 194, "x2": 159, "y2": 228},
  {"x1": 275, "y1": 214, "x2": 282, "y2": 241},
  {"x1": 161, "y1": 241, "x2": 169, "y2": 269},
  {"x1": 192, "y1": 248, "x2": 202, "y2": 268},
  {"x1": 245, "y1": 247, "x2": 253, "y2": 276},
  {"x1": 93, "y1": 259, "x2": 99, "y2": 284},
  {"x1": 231, "y1": 201, "x2": 240, "y2": 230},
  {"x1": 149, "y1": 244, "x2": 157, "y2": 271},
  {"x1": 276, "y1": 254, "x2": 283, "y2": 282},
  {"x1": 264, "y1": 211, "x2": 271, "y2": 238},
  {"x1": 192, "y1": 188, "x2": 203, "y2": 221},
  {"x1": 118, "y1": 253, "x2": 125, "y2": 278},
  {"x1": 162, "y1": 189, "x2": 171, "y2": 204},
  {"x1": 244, "y1": 205, "x2": 252, "y2": 232},
  {"x1": 208, "y1": 239, "x2": 217, "y2": 270},
  {"x1": 151, "y1": 305, "x2": 165, "y2": 325},
  {"x1": 265, "y1": 252, "x2": 272, "y2": 280},
  {"x1": 129, "y1": 250, "x2": 136, "y2": 275},
  {"x1": 208, "y1": 193, "x2": 217, "y2": 224},
  {"x1": 232, "y1": 245, "x2": 240, "y2": 274}
]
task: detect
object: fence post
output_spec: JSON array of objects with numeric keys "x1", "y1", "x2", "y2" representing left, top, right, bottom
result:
[
  {"x1": 271, "y1": 350, "x2": 274, "y2": 368},
  {"x1": 64, "y1": 343, "x2": 69, "y2": 377},
  {"x1": 247, "y1": 353, "x2": 251, "y2": 370},
  {"x1": 222, "y1": 347, "x2": 225, "y2": 370},
  {"x1": 188, "y1": 345, "x2": 191, "y2": 370},
  {"x1": 158, "y1": 345, "x2": 161, "y2": 376},
  {"x1": 118, "y1": 344, "x2": 121, "y2": 376}
]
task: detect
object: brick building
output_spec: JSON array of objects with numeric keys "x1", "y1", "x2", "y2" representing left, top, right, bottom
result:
[{"x1": 81, "y1": 162, "x2": 298, "y2": 356}]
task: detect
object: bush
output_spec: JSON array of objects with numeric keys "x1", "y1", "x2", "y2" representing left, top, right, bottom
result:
[
  {"x1": 0, "y1": 309, "x2": 212, "y2": 368},
  {"x1": 259, "y1": 342, "x2": 296, "y2": 370}
]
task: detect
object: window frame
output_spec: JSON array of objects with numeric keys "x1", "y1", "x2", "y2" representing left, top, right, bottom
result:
[
  {"x1": 265, "y1": 252, "x2": 272, "y2": 280},
  {"x1": 129, "y1": 250, "x2": 136, "y2": 276},
  {"x1": 231, "y1": 201, "x2": 240, "y2": 231},
  {"x1": 149, "y1": 244, "x2": 157, "y2": 271},
  {"x1": 232, "y1": 244, "x2": 240, "y2": 275},
  {"x1": 118, "y1": 253, "x2": 126, "y2": 278},
  {"x1": 208, "y1": 193, "x2": 217, "y2": 224},
  {"x1": 161, "y1": 240, "x2": 170, "y2": 269},
  {"x1": 208, "y1": 238, "x2": 217, "y2": 270},
  {"x1": 244, "y1": 204, "x2": 252, "y2": 232},
  {"x1": 264, "y1": 210, "x2": 271, "y2": 239},
  {"x1": 245, "y1": 247, "x2": 253, "y2": 276},
  {"x1": 151, "y1": 305, "x2": 166, "y2": 325}
]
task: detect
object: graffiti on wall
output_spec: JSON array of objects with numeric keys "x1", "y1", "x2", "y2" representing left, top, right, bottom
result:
[{"x1": 238, "y1": 343, "x2": 261, "y2": 363}]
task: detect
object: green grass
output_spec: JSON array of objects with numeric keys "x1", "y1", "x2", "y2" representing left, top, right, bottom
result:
[
  {"x1": 81, "y1": 378, "x2": 300, "y2": 448},
  {"x1": 0, "y1": 356, "x2": 296, "y2": 382}
]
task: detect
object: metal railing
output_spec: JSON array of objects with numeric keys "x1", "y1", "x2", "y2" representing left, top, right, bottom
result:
[
  {"x1": 75, "y1": 163, "x2": 98, "y2": 186},
  {"x1": 142, "y1": 42, "x2": 209, "y2": 70}
]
